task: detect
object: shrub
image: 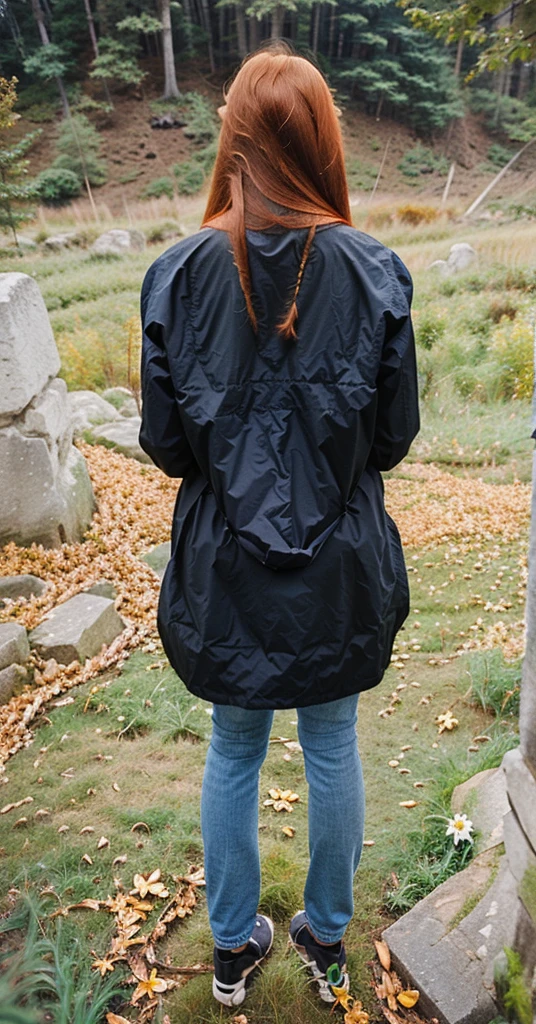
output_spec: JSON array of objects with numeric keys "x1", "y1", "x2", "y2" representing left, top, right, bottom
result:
[
  {"x1": 397, "y1": 145, "x2": 449, "y2": 179},
  {"x1": 36, "y1": 167, "x2": 82, "y2": 205},
  {"x1": 414, "y1": 307, "x2": 446, "y2": 349},
  {"x1": 54, "y1": 113, "x2": 107, "y2": 187},
  {"x1": 181, "y1": 91, "x2": 217, "y2": 143},
  {"x1": 146, "y1": 220, "x2": 183, "y2": 244},
  {"x1": 486, "y1": 143, "x2": 516, "y2": 169},
  {"x1": 397, "y1": 203, "x2": 439, "y2": 225},
  {"x1": 141, "y1": 176, "x2": 175, "y2": 200},
  {"x1": 466, "y1": 651, "x2": 521, "y2": 719},
  {"x1": 173, "y1": 160, "x2": 205, "y2": 195},
  {"x1": 490, "y1": 317, "x2": 534, "y2": 399}
]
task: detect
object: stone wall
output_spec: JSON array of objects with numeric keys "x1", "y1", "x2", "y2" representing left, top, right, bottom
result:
[{"x1": 0, "y1": 273, "x2": 95, "y2": 548}]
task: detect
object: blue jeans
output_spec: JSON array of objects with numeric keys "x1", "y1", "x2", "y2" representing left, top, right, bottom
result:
[{"x1": 200, "y1": 694, "x2": 364, "y2": 949}]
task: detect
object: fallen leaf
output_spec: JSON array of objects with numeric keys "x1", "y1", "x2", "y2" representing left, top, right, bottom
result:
[
  {"x1": 97, "y1": 836, "x2": 110, "y2": 849},
  {"x1": 113, "y1": 855, "x2": 128, "y2": 866},
  {"x1": 281, "y1": 826, "x2": 295, "y2": 838},
  {"x1": 363, "y1": 840, "x2": 375, "y2": 847},
  {"x1": 131, "y1": 869, "x2": 169, "y2": 899},
  {"x1": 112, "y1": 783, "x2": 121, "y2": 792},
  {"x1": 80, "y1": 826, "x2": 95, "y2": 835},
  {"x1": 131, "y1": 967, "x2": 167, "y2": 1003},
  {"x1": 91, "y1": 953, "x2": 116, "y2": 976},
  {"x1": 57, "y1": 824, "x2": 69, "y2": 834},
  {"x1": 436, "y1": 710, "x2": 459, "y2": 734},
  {"x1": 399, "y1": 800, "x2": 418, "y2": 809},
  {"x1": 13, "y1": 817, "x2": 27, "y2": 827},
  {"x1": 397, "y1": 989, "x2": 420, "y2": 1008},
  {"x1": 1, "y1": 796, "x2": 33, "y2": 814},
  {"x1": 106, "y1": 1015, "x2": 133, "y2": 1024},
  {"x1": 374, "y1": 940, "x2": 391, "y2": 972},
  {"x1": 130, "y1": 821, "x2": 150, "y2": 833},
  {"x1": 81, "y1": 854, "x2": 93, "y2": 865}
]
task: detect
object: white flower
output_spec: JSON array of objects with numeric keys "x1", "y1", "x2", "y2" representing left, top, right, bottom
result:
[{"x1": 446, "y1": 813, "x2": 474, "y2": 846}]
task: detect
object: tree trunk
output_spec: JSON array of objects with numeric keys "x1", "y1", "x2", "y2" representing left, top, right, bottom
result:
[
  {"x1": 160, "y1": 0, "x2": 181, "y2": 98},
  {"x1": 199, "y1": 0, "x2": 216, "y2": 73},
  {"x1": 454, "y1": 35, "x2": 464, "y2": 76},
  {"x1": 82, "y1": 0, "x2": 99, "y2": 57},
  {"x1": 249, "y1": 15, "x2": 259, "y2": 50},
  {"x1": 311, "y1": 3, "x2": 320, "y2": 53},
  {"x1": 328, "y1": 4, "x2": 336, "y2": 58},
  {"x1": 337, "y1": 29, "x2": 344, "y2": 59},
  {"x1": 30, "y1": 0, "x2": 70, "y2": 116},
  {"x1": 271, "y1": 5, "x2": 284, "y2": 40},
  {"x1": 236, "y1": 5, "x2": 248, "y2": 57}
]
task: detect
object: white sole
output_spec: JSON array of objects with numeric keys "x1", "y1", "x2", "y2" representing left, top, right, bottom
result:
[
  {"x1": 213, "y1": 918, "x2": 275, "y2": 1007},
  {"x1": 289, "y1": 935, "x2": 349, "y2": 1004}
]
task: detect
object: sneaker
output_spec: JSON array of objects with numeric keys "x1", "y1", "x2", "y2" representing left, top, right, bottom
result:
[
  {"x1": 212, "y1": 914, "x2": 274, "y2": 1007},
  {"x1": 288, "y1": 910, "x2": 349, "y2": 1004}
]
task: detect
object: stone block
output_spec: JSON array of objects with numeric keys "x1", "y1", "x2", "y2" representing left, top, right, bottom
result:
[
  {"x1": 0, "y1": 430, "x2": 95, "y2": 548},
  {"x1": 0, "y1": 622, "x2": 30, "y2": 671},
  {"x1": 447, "y1": 243, "x2": 478, "y2": 273},
  {"x1": 91, "y1": 417, "x2": 151, "y2": 463},
  {"x1": 502, "y1": 748, "x2": 536, "y2": 851},
  {"x1": 0, "y1": 663, "x2": 28, "y2": 704},
  {"x1": 451, "y1": 767, "x2": 508, "y2": 853},
  {"x1": 43, "y1": 232, "x2": 77, "y2": 250},
  {"x1": 29, "y1": 593, "x2": 124, "y2": 664},
  {"x1": 68, "y1": 390, "x2": 122, "y2": 435},
  {"x1": 0, "y1": 273, "x2": 60, "y2": 421},
  {"x1": 141, "y1": 542, "x2": 171, "y2": 579},
  {"x1": 0, "y1": 575, "x2": 47, "y2": 602},
  {"x1": 382, "y1": 851, "x2": 517, "y2": 1024},
  {"x1": 101, "y1": 387, "x2": 139, "y2": 418}
]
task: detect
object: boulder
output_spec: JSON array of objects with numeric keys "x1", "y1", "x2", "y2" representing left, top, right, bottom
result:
[
  {"x1": 0, "y1": 575, "x2": 47, "y2": 603},
  {"x1": 0, "y1": 622, "x2": 30, "y2": 671},
  {"x1": 141, "y1": 541, "x2": 171, "y2": 579},
  {"x1": 16, "y1": 235, "x2": 38, "y2": 250},
  {"x1": 68, "y1": 390, "x2": 122, "y2": 435},
  {"x1": 91, "y1": 417, "x2": 151, "y2": 463},
  {"x1": 0, "y1": 429, "x2": 95, "y2": 548},
  {"x1": 19, "y1": 379, "x2": 73, "y2": 458},
  {"x1": 0, "y1": 273, "x2": 60, "y2": 422},
  {"x1": 29, "y1": 593, "x2": 125, "y2": 664},
  {"x1": 448, "y1": 243, "x2": 478, "y2": 273},
  {"x1": 502, "y1": 747, "x2": 536, "y2": 851},
  {"x1": 0, "y1": 663, "x2": 28, "y2": 704},
  {"x1": 43, "y1": 232, "x2": 78, "y2": 251},
  {"x1": 91, "y1": 229, "x2": 145, "y2": 256},
  {"x1": 451, "y1": 767, "x2": 509, "y2": 853},
  {"x1": 101, "y1": 387, "x2": 139, "y2": 418}
]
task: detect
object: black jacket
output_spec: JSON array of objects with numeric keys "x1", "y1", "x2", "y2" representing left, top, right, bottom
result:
[{"x1": 139, "y1": 223, "x2": 419, "y2": 708}]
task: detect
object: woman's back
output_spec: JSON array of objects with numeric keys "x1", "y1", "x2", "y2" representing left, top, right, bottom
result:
[{"x1": 141, "y1": 222, "x2": 416, "y2": 573}]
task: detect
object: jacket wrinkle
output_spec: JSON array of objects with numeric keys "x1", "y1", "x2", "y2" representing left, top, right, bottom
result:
[{"x1": 139, "y1": 224, "x2": 419, "y2": 709}]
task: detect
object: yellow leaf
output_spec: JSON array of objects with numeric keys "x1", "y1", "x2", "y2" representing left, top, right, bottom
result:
[
  {"x1": 281, "y1": 826, "x2": 295, "y2": 838},
  {"x1": 106, "y1": 1015, "x2": 132, "y2": 1024},
  {"x1": 397, "y1": 989, "x2": 420, "y2": 1008},
  {"x1": 374, "y1": 939, "x2": 391, "y2": 972}
]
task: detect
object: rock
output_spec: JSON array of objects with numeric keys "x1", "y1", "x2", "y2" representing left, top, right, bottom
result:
[
  {"x1": 90, "y1": 417, "x2": 151, "y2": 463},
  {"x1": 29, "y1": 593, "x2": 124, "y2": 664},
  {"x1": 141, "y1": 542, "x2": 171, "y2": 579},
  {"x1": 0, "y1": 575, "x2": 47, "y2": 603},
  {"x1": 16, "y1": 235, "x2": 37, "y2": 250},
  {"x1": 428, "y1": 259, "x2": 450, "y2": 276},
  {"x1": 68, "y1": 390, "x2": 122, "y2": 435},
  {"x1": 451, "y1": 767, "x2": 509, "y2": 853},
  {"x1": 19, "y1": 379, "x2": 73, "y2": 458},
  {"x1": 0, "y1": 428, "x2": 95, "y2": 548},
  {"x1": 447, "y1": 243, "x2": 478, "y2": 273},
  {"x1": 101, "y1": 387, "x2": 139, "y2": 418},
  {"x1": 383, "y1": 851, "x2": 517, "y2": 1024},
  {"x1": 43, "y1": 232, "x2": 78, "y2": 251},
  {"x1": 0, "y1": 273, "x2": 60, "y2": 421},
  {"x1": 85, "y1": 581, "x2": 117, "y2": 600},
  {"x1": 502, "y1": 747, "x2": 536, "y2": 851},
  {"x1": 91, "y1": 229, "x2": 145, "y2": 256},
  {"x1": 0, "y1": 275, "x2": 96, "y2": 548},
  {"x1": 0, "y1": 622, "x2": 30, "y2": 671},
  {"x1": 0, "y1": 663, "x2": 28, "y2": 704}
]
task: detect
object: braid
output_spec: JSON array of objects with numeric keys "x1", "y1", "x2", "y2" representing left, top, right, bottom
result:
[{"x1": 277, "y1": 225, "x2": 316, "y2": 341}]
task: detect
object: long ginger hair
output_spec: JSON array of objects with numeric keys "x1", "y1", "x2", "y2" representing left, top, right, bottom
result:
[{"x1": 202, "y1": 44, "x2": 351, "y2": 340}]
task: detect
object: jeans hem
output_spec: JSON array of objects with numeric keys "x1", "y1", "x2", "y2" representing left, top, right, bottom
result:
[
  {"x1": 213, "y1": 928, "x2": 255, "y2": 950},
  {"x1": 305, "y1": 913, "x2": 347, "y2": 945}
]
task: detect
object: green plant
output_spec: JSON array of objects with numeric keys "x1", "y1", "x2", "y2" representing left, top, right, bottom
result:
[
  {"x1": 141, "y1": 176, "x2": 175, "y2": 200},
  {"x1": 398, "y1": 145, "x2": 449, "y2": 178},
  {"x1": 173, "y1": 160, "x2": 205, "y2": 195},
  {"x1": 495, "y1": 948, "x2": 533, "y2": 1024},
  {"x1": 414, "y1": 307, "x2": 446, "y2": 349},
  {"x1": 36, "y1": 167, "x2": 82, "y2": 205},
  {"x1": 53, "y1": 114, "x2": 107, "y2": 187},
  {"x1": 0, "y1": 77, "x2": 41, "y2": 246},
  {"x1": 491, "y1": 316, "x2": 534, "y2": 399},
  {"x1": 466, "y1": 652, "x2": 521, "y2": 718},
  {"x1": 487, "y1": 143, "x2": 516, "y2": 169}
]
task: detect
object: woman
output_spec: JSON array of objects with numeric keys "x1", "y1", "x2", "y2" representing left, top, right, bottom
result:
[{"x1": 139, "y1": 43, "x2": 419, "y2": 1009}]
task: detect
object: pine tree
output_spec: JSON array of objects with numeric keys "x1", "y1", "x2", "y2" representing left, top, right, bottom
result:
[{"x1": 0, "y1": 76, "x2": 40, "y2": 247}]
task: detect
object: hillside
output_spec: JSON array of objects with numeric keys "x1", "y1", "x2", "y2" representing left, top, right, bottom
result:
[{"x1": 8, "y1": 59, "x2": 536, "y2": 225}]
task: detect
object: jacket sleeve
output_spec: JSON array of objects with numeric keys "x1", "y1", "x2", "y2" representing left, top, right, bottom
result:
[
  {"x1": 138, "y1": 263, "x2": 196, "y2": 479},
  {"x1": 367, "y1": 253, "x2": 420, "y2": 472}
]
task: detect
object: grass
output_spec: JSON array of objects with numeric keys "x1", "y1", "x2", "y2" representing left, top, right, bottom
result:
[{"x1": 0, "y1": 199, "x2": 532, "y2": 1021}]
